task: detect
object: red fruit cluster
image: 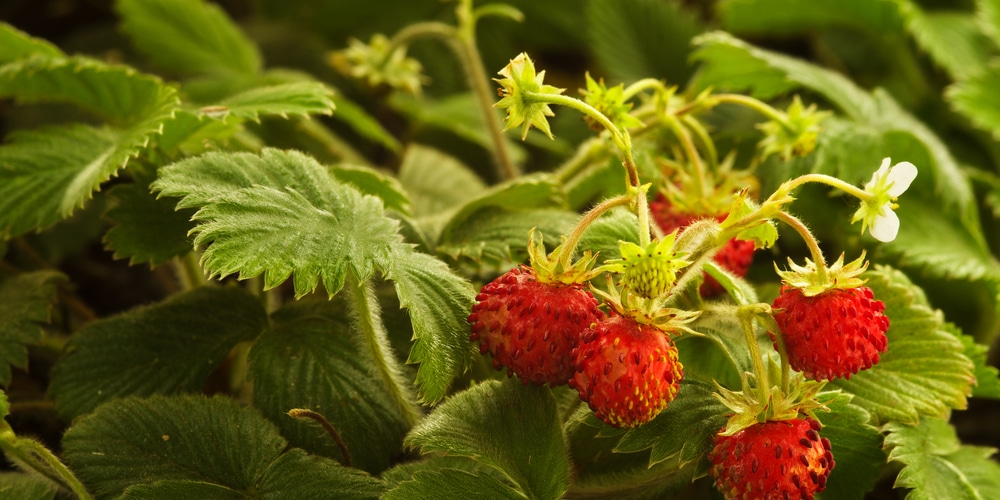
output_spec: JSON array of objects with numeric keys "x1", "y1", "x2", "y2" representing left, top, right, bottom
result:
[
  {"x1": 568, "y1": 314, "x2": 683, "y2": 428},
  {"x1": 709, "y1": 418, "x2": 834, "y2": 500},
  {"x1": 771, "y1": 285, "x2": 889, "y2": 381},
  {"x1": 468, "y1": 266, "x2": 605, "y2": 386},
  {"x1": 649, "y1": 196, "x2": 755, "y2": 295}
]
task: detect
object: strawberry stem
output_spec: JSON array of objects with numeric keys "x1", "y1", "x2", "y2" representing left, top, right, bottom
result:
[
  {"x1": 711, "y1": 93, "x2": 793, "y2": 131},
  {"x1": 779, "y1": 173, "x2": 875, "y2": 202},
  {"x1": 661, "y1": 113, "x2": 708, "y2": 201},
  {"x1": 621, "y1": 77, "x2": 667, "y2": 101},
  {"x1": 552, "y1": 194, "x2": 634, "y2": 271},
  {"x1": 738, "y1": 306, "x2": 771, "y2": 412},
  {"x1": 776, "y1": 210, "x2": 829, "y2": 285}
]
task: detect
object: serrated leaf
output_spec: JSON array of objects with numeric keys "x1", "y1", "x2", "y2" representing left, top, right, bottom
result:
[
  {"x1": 889, "y1": 201, "x2": 1000, "y2": 283},
  {"x1": 439, "y1": 174, "x2": 565, "y2": 245},
  {"x1": 211, "y1": 82, "x2": 335, "y2": 121},
  {"x1": 0, "y1": 271, "x2": 64, "y2": 386},
  {"x1": 585, "y1": 0, "x2": 703, "y2": 84},
  {"x1": 814, "y1": 392, "x2": 886, "y2": 500},
  {"x1": 905, "y1": 9, "x2": 992, "y2": 80},
  {"x1": 977, "y1": 0, "x2": 1000, "y2": 46},
  {"x1": 948, "y1": 63, "x2": 1000, "y2": 139},
  {"x1": 116, "y1": 0, "x2": 261, "y2": 77},
  {"x1": 397, "y1": 144, "x2": 487, "y2": 217},
  {"x1": 386, "y1": 247, "x2": 475, "y2": 404},
  {"x1": 951, "y1": 324, "x2": 1000, "y2": 399},
  {"x1": 885, "y1": 417, "x2": 1000, "y2": 499},
  {"x1": 579, "y1": 207, "x2": 641, "y2": 261},
  {"x1": 615, "y1": 380, "x2": 730, "y2": 476},
  {"x1": 247, "y1": 299, "x2": 409, "y2": 474},
  {"x1": 49, "y1": 286, "x2": 266, "y2": 420},
  {"x1": 0, "y1": 55, "x2": 179, "y2": 126},
  {"x1": 0, "y1": 474, "x2": 56, "y2": 500},
  {"x1": 152, "y1": 149, "x2": 402, "y2": 297},
  {"x1": 405, "y1": 380, "x2": 569, "y2": 500},
  {"x1": 383, "y1": 469, "x2": 524, "y2": 500},
  {"x1": 438, "y1": 208, "x2": 579, "y2": 265},
  {"x1": 103, "y1": 181, "x2": 195, "y2": 265},
  {"x1": 331, "y1": 164, "x2": 411, "y2": 215},
  {"x1": 0, "y1": 23, "x2": 63, "y2": 64},
  {"x1": 62, "y1": 394, "x2": 384, "y2": 499},
  {"x1": 331, "y1": 92, "x2": 400, "y2": 152},
  {"x1": 718, "y1": 0, "x2": 902, "y2": 35},
  {"x1": 830, "y1": 267, "x2": 975, "y2": 425}
]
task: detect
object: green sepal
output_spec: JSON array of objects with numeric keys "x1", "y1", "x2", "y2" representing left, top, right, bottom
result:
[
  {"x1": 494, "y1": 52, "x2": 565, "y2": 140},
  {"x1": 775, "y1": 252, "x2": 869, "y2": 297},
  {"x1": 713, "y1": 370, "x2": 829, "y2": 437},
  {"x1": 720, "y1": 189, "x2": 778, "y2": 249},
  {"x1": 757, "y1": 95, "x2": 831, "y2": 161},
  {"x1": 580, "y1": 73, "x2": 643, "y2": 132},
  {"x1": 526, "y1": 228, "x2": 602, "y2": 285},
  {"x1": 600, "y1": 232, "x2": 690, "y2": 299}
]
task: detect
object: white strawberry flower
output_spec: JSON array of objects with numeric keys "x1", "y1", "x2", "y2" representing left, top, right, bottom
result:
[{"x1": 851, "y1": 158, "x2": 917, "y2": 242}]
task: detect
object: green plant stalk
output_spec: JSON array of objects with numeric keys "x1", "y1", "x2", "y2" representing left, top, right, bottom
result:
[
  {"x1": 295, "y1": 118, "x2": 368, "y2": 165},
  {"x1": 621, "y1": 77, "x2": 667, "y2": 101},
  {"x1": 390, "y1": 16, "x2": 519, "y2": 180},
  {"x1": 172, "y1": 251, "x2": 207, "y2": 290},
  {"x1": 711, "y1": 93, "x2": 793, "y2": 131},
  {"x1": 0, "y1": 437, "x2": 93, "y2": 499},
  {"x1": 288, "y1": 408, "x2": 352, "y2": 467},
  {"x1": 681, "y1": 114, "x2": 718, "y2": 170},
  {"x1": 660, "y1": 113, "x2": 708, "y2": 199},
  {"x1": 552, "y1": 194, "x2": 634, "y2": 270},
  {"x1": 346, "y1": 273, "x2": 421, "y2": 426},
  {"x1": 739, "y1": 306, "x2": 771, "y2": 410},
  {"x1": 553, "y1": 137, "x2": 611, "y2": 185},
  {"x1": 775, "y1": 210, "x2": 829, "y2": 284}
]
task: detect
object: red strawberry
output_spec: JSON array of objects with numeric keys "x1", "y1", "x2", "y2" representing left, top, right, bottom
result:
[
  {"x1": 709, "y1": 418, "x2": 834, "y2": 500},
  {"x1": 771, "y1": 285, "x2": 889, "y2": 381},
  {"x1": 468, "y1": 265, "x2": 605, "y2": 386},
  {"x1": 649, "y1": 195, "x2": 755, "y2": 295},
  {"x1": 568, "y1": 313, "x2": 683, "y2": 428}
]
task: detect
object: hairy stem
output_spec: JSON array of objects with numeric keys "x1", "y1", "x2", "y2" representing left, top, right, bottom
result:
[
  {"x1": 288, "y1": 409, "x2": 352, "y2": 467},
  {"x1": 553, "y1": 194, "x2": 634, "y2": 270},
  {"x1": 346, "y1": 273, "x2": 421, "y2": 426},
  {"x1": 775, "y1": 211, "x2": 828, "y2": 284},
  {"x1": 0, "y1": 437, "x2": 93, "y2": 499}
]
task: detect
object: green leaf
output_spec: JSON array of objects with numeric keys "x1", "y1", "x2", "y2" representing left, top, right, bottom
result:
[
  {"x1": 210, "y1": 82, "x2": 336, "y2": 121},
  {"x1": 579, "y1": 207, "x2": 641, "y2": 262},
  {"x1": 830, "y1": 267, "x2": 975, "y2": 425},
  {"x1": 0, "y1": 271, "x2": 64, "y2": 386},
  {"x1": 116, "y1": 0, "x2": 261, "y2": 77},
  {"x1": 814, "y1": 392, "x2": 886, "y2": 500},
  {"x1": 0, "y1": 474, "x2": 57, "y2": 500},
  {"x1": 405, "y1": 380, "x2": 570, "y2": 500},
  {"x1": 247, "y1": 298, "x2": 410, "y2": 474},
  {"x1": 62, "y1": 394, "x2": 384, "y2": 499},
  {"x1": 331, "y1": 164, "x2": 411, "y2": 216},
  {"x1": 718, "y1": 0, "x2": 902, "y2": 35},
  {"x1": 383, "y1": 469, "x2": 525, "y2": 500},
  {"x1": 904, "y1": 9, "x2": 992, "y2": 80},
  {"x1": 386, "y1": 247, "x2": 476, "y2": 405},
  {"x1": 103, "y1": 181, "x2": 195, "y2": 266},
  {"x1": 439, "y1": 174, "x2": 566, "y2": 245},
  {"x1": 951, "y1": 324, "x2": 1000, "y2": 399},
  {"x1": 397, "y1": 145, "x2": 486, "y2": 216},
  {"x1": 331, "y1": 92, "x2": 401, "y2": 152},
  {"x1": 948, "y1": 63, "x2": 1000, "y2": 139},
  {"x1": 152, "y1": 149, "x2": 402, "y2": 297},
  {"x1": 0, "y1": 23, "x2": 63, "y2": 64},
  {"x1": 977, "y1": 0, "x2": 1000, "y2": 47},
  {"x1": 585, "y1": 0, "x2": 703, "y2": 85},
  {"x1": 49, "y1": 286, "x2": 266, "y2": 420},
  {"x1": 438, "y1": 208, "x2": 579, "y2": 266},
  {"x1": 0, "y1": 55, "x2": 179, "y2": 126},
  {"x1": 615, "y1": 380, "x2": 730, "y2": 476},
  {"x1": 885, "y1": 417, "x2": 1000, "y2": 499}
]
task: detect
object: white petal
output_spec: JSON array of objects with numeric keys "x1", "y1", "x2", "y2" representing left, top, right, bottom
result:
[
  {"x1": 870, "y1": 208, "x2": 900, "y2": 242},
  {"x1": 867, "y1": 157, "x2": 892, "y2": 189},
  {"x1": 886, "y1": 161, "x2": 917, "y2": 197}
]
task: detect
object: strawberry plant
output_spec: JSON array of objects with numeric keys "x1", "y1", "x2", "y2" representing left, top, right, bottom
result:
[{"x1": 3, "y1": 0, "x2": 1000, "y2": 498}]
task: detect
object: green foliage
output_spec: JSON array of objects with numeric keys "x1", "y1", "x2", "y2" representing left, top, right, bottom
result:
[
  {"x1": 0, "y1": 24, "x2": 63, "y2": 64},
  {"x1": 814, "y1": 393, "x2": 886, "y2": 500},
  {"x1": 0, "y1": 474, "x2": 57, "y2": 500},
  {"x1": 49, "y1": 286, "x2": 267, "y2": 420},
  {"x1": 62, "y1": 394, "x2": 385, "y2": 499},
  {"x1": 103, "y1": 179, "x2": 196, "y2": 265},
  {"x1": 214, "y1": 82, "x2": 336, "y2": 121},
  {"x1": 885, "y1": 417, "x2": 1000, "y2": 499},
  {"x1": 0, "y1": 271, "x2": 64, "y2": 385},
  {"x1": 405, "y1": 380, "x2": 570, "y2": 500}
]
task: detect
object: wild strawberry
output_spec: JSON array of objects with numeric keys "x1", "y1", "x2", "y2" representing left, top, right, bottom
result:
[
  {"x1": 568, "y1": 313, "x2": 683, "y2": 428},
  {"x1": 468, "y1": 265, "x2": 604, "y2": 386},
  {"x1": 649, "y1": 195, "x2": 755, "y2": 295},
  {"x1": 709, "y1": 417, "x2": 834, "y2": 500},
  {"x1": 601, "y1": 234, "x2": 689, "y2": 300},
  {"x1": 771, "y1": 285, "x2": 889, "y2": 381}
]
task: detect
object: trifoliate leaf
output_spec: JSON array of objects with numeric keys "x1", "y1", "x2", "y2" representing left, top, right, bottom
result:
[
  {"x1": 884, "y1": 417, "x2": 1000, "y2": 499},
  {"x1": 247, "y1": 299, "x2": 410, "y2": 474},
  {"x1": 0, "y1": 271, "x2": 64, "y2": 386},
  {"x1": 585, "y1": 0, "x2": 703, "y2": 85},
  {"x1": 103, "y1": 181, "x2": 195, "y2": 266},
  {"x1": 209, "y1": 82, "x2": 335, "y2": 122},
  {"x1": 62, "y1": 395, "x2": 384, "y2": 499},
  {"x1": 116, "y1": 0, "x2": 261, "y2": 77},
  {"x1": 152, "y1": 149, "x2": 402, "y2": 297},
  {"x1": 49, "y1": 286, "x2": 266, "y2": 420},
  {"x1": 0, "y1": 23, "x2": 63, "y2": 64},
  {"x1": 386, "y1": 247, "x2": 475, "y2": 405},
  {"x1": 718, "y1": 0, "x2": 902, "y2": 36},
  {"x1": 331, "y1": 164, "x2": 411, "y2": 215},
  {"x1": 615, "y1": 380, "x2": 730, "y2": 476},
  {"x1": 405, "y1": 380, "x2": 569, "y2": 500},
  {"x1": 383, "y1": 469, "x2": 524, "y2": 500},
  {"x1": 0, "y1": 474, "x2": 56, "y2": 500},
  {"x1": 814, "y1": 392, "x2": 886, "y2": 500},
  {"x1": 0, "y1": 55, "x2": 179, "y2": 126},
  {"x1": 830, "y1": 266, "x2": 975, "y2": 425}
]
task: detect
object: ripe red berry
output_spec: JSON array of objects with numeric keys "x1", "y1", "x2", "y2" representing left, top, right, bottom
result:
[
  {"x1": 649, "y1": 196, "x2": 755, "y2": 295},
  {"x1": 771, "y1": 285, "x2": 889, "y2": 381},
  {"x1": 568, "y1": 313, "x2": 683, "y2": 428},
  {"x1": 468, "y1": 265, "x2": 605, "y2": 386},
  {"x1": 709, "y1": 418, "x2": 834, "y2": 500}
]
